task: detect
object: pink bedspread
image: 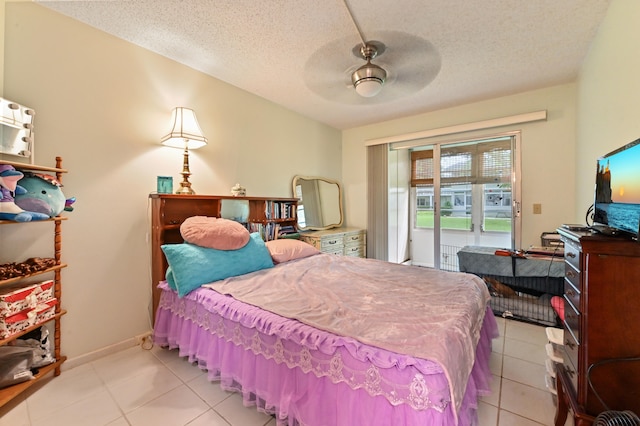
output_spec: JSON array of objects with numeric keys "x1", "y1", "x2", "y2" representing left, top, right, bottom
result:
[{"x1": 204, "y1": 253, "x2": 490, "y2": 417}]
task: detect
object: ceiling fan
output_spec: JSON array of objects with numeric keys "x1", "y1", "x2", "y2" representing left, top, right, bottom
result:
[
  {"x1": 351, "y1": 42, "x2": 387, "y2": 98},
  {"x1": 303, "y1": 1, "x2": 441, "y2": 104}
]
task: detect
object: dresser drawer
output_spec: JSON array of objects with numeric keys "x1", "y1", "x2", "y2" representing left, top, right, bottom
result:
[
  {"x1": 320, "y1": 236, "x2": 343, "y2": 252},
  {"x1": 344, "y1": 231, "x2": 365, "y2": 247},
  {"x1": 564, "y1": 273, "x2": 581, "y2": 312},
  {"x1": 562, "y1": 346, "x2": 579, "y2": 395},
  {"x1": 563, "y1": 240, "x2": 581, "y2": 272},
  {"x1": 299, "y1": 234, "x2": 344, "y2": 251},
  {"x1": 564, "y1": 262, "x2": 581, "y2": 292},
  {"x1": 563, "y1": 298, "x2": 581, "y2": 345},
  {"x1": 563, "y1": 323, "x2": 579, "y2": 369},
  {"x1": 343, "y1": 230, "x2": 365, "y2": 257},
  {"x1": 344, "y1": 245, "x2": 365, "y2": 257},
  {"x1": 324, "y1": 247, "x2": 344, "y2": 255}
]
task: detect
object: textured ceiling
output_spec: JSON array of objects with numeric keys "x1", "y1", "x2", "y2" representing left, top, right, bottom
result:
[{"x1": 36, "y1": 0, "x2": 611, "y2": 129}]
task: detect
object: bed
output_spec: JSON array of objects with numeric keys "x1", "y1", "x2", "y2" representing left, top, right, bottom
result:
[{"x1": 149, "y1": 198, "x2": 498, "y2": 425}]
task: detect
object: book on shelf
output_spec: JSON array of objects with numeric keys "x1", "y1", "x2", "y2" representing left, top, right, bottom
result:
[{"x1": 264, "y1": 201, "x2": 296, "y2": 221}]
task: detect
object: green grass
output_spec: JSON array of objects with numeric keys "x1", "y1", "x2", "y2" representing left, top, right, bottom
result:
[{"x1": 416, "y1": 211, "x2": 511, "y2": 232}]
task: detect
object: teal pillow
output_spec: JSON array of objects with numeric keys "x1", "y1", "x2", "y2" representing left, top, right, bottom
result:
[
  {"x1": 165, "y1": 266, "x2": 177, "y2": 291},
  {"x1": 161, "y1": 232, "x2": 274, "y2": 297}
]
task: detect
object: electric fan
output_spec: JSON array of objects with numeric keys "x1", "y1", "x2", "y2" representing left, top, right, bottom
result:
[{"x1": 594, "y1": 410, "x2": 640, "y2": 426}]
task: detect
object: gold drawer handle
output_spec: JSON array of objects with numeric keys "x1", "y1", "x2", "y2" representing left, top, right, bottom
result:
[
  {"x1": 350, "y1": 236, "x2": 359, "y2": 240},
  {"x1": 328, "y1": 241, "x2": 337, "y2": 244},
  {"x1": 566, "y1": 288, "x2": 575, "y2": 297},
  {"x1": 567, "y1": 252, "x2": 576, "y2": 258},
  {"x1": 566, "y1": 270, "x2": 577, "y2": 279},
  {"x1": 565, "y1": 340, "x2": 576, "y2": 350}
]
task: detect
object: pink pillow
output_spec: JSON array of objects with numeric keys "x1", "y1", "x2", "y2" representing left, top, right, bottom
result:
[
  {"x1": 265, "y1": 239, "x2": 320, "y2": 264},
  {"x1": 180, "y1": 216, "x2": 250, "y2": 250}
]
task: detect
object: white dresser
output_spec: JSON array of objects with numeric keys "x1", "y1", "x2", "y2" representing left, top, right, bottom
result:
[{"x1": 299, "y1": 227, "x2": 366, "y2": 258}]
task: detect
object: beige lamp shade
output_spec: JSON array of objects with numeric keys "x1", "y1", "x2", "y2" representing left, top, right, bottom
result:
[
  {"x1": 160, "y1": 107, "x2": 207, "y2": 195},
  {"x1": 161, "y1": 107, "x2": 207, "y2": 149}
]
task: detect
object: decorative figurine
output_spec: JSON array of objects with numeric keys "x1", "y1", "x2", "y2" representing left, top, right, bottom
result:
[{"x1": 231, "y1": 183, "x2": 246, "y2": 197}]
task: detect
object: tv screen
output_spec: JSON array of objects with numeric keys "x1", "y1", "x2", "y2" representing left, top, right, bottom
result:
[{"x1": 593, "y1": 138, "x2": 640, "y2": 240}]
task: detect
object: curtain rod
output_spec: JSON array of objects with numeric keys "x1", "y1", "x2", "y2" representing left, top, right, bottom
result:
[{"x1": 364, "y1": 110, "x2": 547, "y2": 146}]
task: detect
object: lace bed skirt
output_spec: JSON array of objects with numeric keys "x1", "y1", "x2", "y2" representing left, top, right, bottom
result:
[{"x1": 153, "y1": 282, "x2": 497, "y2": 426}]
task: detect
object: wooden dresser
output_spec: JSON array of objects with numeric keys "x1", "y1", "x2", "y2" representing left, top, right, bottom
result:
[
  {"x1": 555, "y1": 228, "x2": 640, "y2": 426},
  {"x1": 299, "y1": 227, "x2": 366, "y2": 257}
]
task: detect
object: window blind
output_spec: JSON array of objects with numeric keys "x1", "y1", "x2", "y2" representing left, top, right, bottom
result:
[{"x1": 411, "y1": 139, "x2": 511, "y2": 187}]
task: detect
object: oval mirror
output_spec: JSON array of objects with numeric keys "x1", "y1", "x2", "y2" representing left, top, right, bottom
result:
[{"x1": 292, "y1": 175, "x2": 343, "y2": 231}]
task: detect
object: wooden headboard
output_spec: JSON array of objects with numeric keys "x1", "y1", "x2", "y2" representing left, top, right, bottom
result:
[{"x1": 149, "y1": 194, "x2": 298, "y2": 322}]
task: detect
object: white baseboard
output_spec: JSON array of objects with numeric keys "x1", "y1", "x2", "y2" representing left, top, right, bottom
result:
[{"x1": 62, "y1": 331, "x2": 152, "y2": 371}]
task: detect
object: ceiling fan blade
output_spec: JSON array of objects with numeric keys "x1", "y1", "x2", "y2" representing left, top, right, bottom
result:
[{"x1": 304, "y1": 30, "x2": 441, "y2": 104}]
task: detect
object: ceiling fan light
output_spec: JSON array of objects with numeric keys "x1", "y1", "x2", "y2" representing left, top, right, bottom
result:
[
  {"x1": 352, "y1": 61, "x2": 387, "y2": 97},
  {"x1": 354, "y1": 79, "x2": 383, "y2": 97}
]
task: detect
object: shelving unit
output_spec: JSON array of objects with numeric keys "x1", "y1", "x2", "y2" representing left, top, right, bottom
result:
[
  {"x1": 0, "y1": 157, "x2": 68, "y2": 408},
  {"x1": 149, "y1": 194, "x2": 298, "y2": 321}
]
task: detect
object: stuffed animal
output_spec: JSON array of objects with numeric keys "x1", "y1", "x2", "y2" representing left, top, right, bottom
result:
[
  {"x1": 15, "y1": 172, "x2": 75, "y2": 218},
  {"x1": 0, "y1": 164, "x2": 49, "y2": 222}
]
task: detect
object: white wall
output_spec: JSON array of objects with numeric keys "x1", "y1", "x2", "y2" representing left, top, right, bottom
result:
[
  {"x1": 575, "y1": 0, "x2": 640, "y2": 217},
  {"x1": 342, "y1": 83, "x2": 578, "y2": 248},
  {"x1": 2, "y1": 3, "x2": 341, "y2": 360}
]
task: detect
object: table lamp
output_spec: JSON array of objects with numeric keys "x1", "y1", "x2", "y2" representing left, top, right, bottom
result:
[{"x1": 161, "y1": 107, "x2": 207, "y2": 195}]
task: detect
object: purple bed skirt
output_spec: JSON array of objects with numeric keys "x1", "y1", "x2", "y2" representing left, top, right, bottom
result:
[{"x1": 153, "y1": 282, "x2": 498, "y2": 426}]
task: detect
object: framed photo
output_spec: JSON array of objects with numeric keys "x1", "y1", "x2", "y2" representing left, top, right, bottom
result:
[{"x1": 157, "y1": 176, "x2": 173, "y2": 194}]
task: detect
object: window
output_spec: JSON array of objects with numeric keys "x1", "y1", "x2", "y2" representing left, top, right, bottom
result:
[{"x1": 411, "y1": 139, "x2": 512, "y2": 229}]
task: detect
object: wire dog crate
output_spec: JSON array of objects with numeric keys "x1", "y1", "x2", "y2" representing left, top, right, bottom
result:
[
  {"x1": 457, "y1": 246, "x2": 564, "y2": 326},
  {"x1": 481, "y1": 274, "x2": 563, "y2": 326}
]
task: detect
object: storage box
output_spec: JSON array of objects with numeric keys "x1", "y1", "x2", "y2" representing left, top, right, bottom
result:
[
  {"x1": 34, "y1": 280, "x2": 54, "y2": 304},
  {"x1": 545, "y1": 373, "x2": 558, "y2": 406},
  {"x1": 0, "y1": 309, "x2": 37, "y2": 339},
  {"x1": 545, "y1": 343, "x2": 563, "y2": 363},
  {"x1": 545, "y1": 373, "x2": 557, "y2": 393},
  {"x1": 545, "y1": 358, "x2": 557, "y2": 378},
  {"x1": 0, "y1": 297, "x2": 57, "y2": 340},
  {"x1": 545, "y1": 327, "x2": 564, "y2": 352},
  {"x1": 0, "y1": 280, "x2": 54, "y2": 318},
  {"x1": 35, "y1": 299, "x2": 57, "y2": 324},
  {"x1": 0, "y1": 286, "x2": 37, "y2": 318}
]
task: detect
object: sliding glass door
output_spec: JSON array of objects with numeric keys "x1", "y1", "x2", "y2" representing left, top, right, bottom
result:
[{"x1": 407, "y1": 135, "x2": 520, "y2": 270}]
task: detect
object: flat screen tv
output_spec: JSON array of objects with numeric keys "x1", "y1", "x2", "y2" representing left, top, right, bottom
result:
[{"x1": 593, "y1": 138, "x2": 640, "y2": 240}]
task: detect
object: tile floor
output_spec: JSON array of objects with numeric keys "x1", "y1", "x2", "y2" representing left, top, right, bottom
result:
[{"x1": 0, "y1": 316, "x2": 568, "y2": 426}]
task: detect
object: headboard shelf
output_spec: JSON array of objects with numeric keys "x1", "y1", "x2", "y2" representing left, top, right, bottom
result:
[{"x1": 149, "y1": 194, "x2": 298, "y2": 321}]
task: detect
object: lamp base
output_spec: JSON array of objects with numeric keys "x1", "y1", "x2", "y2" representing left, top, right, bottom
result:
[
  {"x1": 175, "y1": 185, "x2": 195, "y2": 195},
  {"x1": 175, "y1": 146, "x2": 196, "y2": 195}
]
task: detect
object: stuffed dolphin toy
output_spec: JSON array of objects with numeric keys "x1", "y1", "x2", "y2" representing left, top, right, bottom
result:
[{"x1": 0, "y1": 164, "x2": 49, "y2": 222}]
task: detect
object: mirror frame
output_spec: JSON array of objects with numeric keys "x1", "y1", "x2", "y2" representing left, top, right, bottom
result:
[
  {"x1": 0, "y1": 97, "x2": 35, "y2": 163},
  {"x1": 292, "y1": 175, "x2": 344, "y2": 231}
]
